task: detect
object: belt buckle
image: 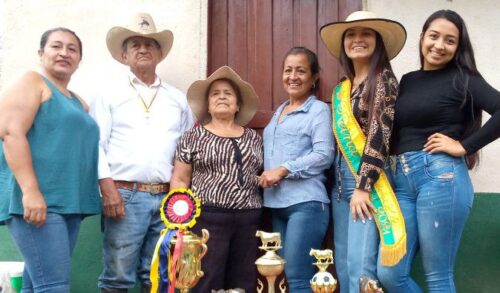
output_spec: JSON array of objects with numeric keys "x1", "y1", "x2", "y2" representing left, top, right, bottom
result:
[
  {"x1": 148, "y1": 183, "x2": 157, "y2": 194},
  {"x1": 150, "y1": 183, "x2": 162, "y2": 194}
]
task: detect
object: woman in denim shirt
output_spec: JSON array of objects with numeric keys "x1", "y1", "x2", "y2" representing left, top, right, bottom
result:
[{"x1": 260, "y1": 46, "x2": 334, "y2": 292}]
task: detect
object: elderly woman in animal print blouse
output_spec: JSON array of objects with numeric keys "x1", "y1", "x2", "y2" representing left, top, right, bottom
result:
[{"x1": 170, "y1": 66, "x2": 262, "y2": 293}]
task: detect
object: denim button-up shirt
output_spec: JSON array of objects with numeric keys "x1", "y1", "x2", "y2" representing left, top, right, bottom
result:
[{"x1": 263, "y1": 95, "x2": 335, "y2": 208}]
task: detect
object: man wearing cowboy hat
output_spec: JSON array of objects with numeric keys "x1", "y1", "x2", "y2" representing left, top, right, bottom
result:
[{"x1": 90, "y1": 12, "x2": 194, "y2": 293}]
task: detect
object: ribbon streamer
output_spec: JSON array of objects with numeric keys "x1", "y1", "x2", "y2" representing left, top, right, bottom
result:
[
  {"x1": 151, "y1": 229, "x2": 175, "y2": 293},
  {"x1": 168, "y1": 231, "x2": 184, "y2": 293}
]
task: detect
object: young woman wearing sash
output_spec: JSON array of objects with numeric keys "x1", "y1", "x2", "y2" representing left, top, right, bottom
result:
[
  {"x1": 320, "y1": 11, "x2": 407, "y2": 292},
  {"x1": 378, "y1": 10, "x2": 500, "y2": 292}
]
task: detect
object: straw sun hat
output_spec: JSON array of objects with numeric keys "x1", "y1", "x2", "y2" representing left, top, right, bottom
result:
[
  {"x1": 320, "y1": 10, "x2": 406, "y2": 60},
  {"x1": 187, "y1": 66, "x2": 259, "y2": 126},
  {"x1": 106, "y1": 12, "x2": 173, "y2": 64}
]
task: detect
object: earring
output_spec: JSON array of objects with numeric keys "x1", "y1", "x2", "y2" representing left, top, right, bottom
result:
[{"x1": 312, "y1": 83, "x2": 316, "y2": 89}]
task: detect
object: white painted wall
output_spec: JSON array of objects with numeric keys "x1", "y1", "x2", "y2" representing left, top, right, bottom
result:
[
  {"x1": 1, "y1": 0, "x2": 498, "y2": 192},
  {"x1": 0, "y1": 0, "x2": 208, "y2": 99},
  {"x1": 366, "y1": 0, "x2": 500, "y2": 192}
]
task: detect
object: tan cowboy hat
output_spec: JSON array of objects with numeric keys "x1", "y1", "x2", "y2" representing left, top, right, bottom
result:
[
  {"x1": 320, "y1": 11, "x2": 406, "y2": 60},
  {"x1": 187, "y1": 66, "x2": 259, "y2": 126},
  {"x1": 106, "y1": 12, "x2": 173, "y2": 64}
]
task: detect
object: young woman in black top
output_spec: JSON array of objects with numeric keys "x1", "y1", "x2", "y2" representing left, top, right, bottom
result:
[{"x1": 378, "y1": 10, "x2": 500, "y2": 293}]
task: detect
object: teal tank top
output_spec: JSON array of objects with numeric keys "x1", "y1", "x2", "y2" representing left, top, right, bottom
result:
[{"x1": 0, "y1": 77, "x2": 101, "y2": 222}]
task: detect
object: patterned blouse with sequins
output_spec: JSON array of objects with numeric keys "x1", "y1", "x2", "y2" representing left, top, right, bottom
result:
[{"x1": 349, "y1": 68, "x2": 398, "y2": 191}]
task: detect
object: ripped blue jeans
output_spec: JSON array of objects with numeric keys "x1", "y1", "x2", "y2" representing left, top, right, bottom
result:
[{"x1": 378, "y1": 151, "x2": 474, "y2": 293}]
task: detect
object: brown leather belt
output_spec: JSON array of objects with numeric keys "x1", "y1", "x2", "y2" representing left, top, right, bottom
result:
[{"x1": 114, "y1": 181, "x2": 170, "y2": 194}]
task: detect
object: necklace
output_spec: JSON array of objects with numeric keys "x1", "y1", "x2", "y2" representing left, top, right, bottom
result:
[{"x1": 128, "y1": 77, "x2": 161, "y2": 121}]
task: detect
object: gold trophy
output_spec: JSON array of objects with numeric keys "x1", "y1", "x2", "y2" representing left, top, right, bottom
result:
[
  {"x1": 310, "y1": 249, "x2": 337, "y2": 293},
  {"x1": 150, "y1": 188, "x2": 209, "y2": 293},
  {"x1": 255, "y1": 230, "x2": 287, "y2": 293},
  {"x1": 170, "y1": 229, "x2": 209, "y2": 292}
]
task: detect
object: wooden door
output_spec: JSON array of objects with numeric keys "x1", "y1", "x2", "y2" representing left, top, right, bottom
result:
[
  {"x1": 208, "y1": 0, "x2": 362, "y2": 130},
  {"x1": 207, "y1": 1, "x2": 362, "y2": 292}
]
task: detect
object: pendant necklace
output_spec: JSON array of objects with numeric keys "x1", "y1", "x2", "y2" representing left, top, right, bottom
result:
[{"x1": 129, "y1": 77, "x2": 161, "y2": 123}]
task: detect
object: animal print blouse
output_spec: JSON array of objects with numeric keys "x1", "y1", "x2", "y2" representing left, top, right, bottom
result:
[
  {"x1": 176, "y1": 126, "x2": 263, "y2": 209},
  {"x1": 350, "y1": 68, "x2": 398, "y2": 191}
]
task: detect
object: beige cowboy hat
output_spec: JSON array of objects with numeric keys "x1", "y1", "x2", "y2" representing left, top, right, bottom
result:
[
  {"x1": 187, "y1": 66, "x2": 259, "y2": 126},
  {"x1": 320, "y1": 10, "x2": 406, "y2": 60},
  {"x1": 106, "y1": 12, "x2": 173, "y2": 64}
]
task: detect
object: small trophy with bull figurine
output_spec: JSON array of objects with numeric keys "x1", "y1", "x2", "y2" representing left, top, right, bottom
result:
[
  {"x1": 255, "y1": 230, "x2": 286, "y2": 293},
  {"x1": 310, "y1": 248, "x2": 337, "y2": 293}
]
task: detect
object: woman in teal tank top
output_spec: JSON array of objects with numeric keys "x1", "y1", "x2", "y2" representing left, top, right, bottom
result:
[{"x1": 0, "y1": 27, "x2": 100, "y2": 292}]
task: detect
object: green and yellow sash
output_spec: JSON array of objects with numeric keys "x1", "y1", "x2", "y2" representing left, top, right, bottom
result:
[{"x1": 332, "y1": 79, "x2": 406, "y2": 266}]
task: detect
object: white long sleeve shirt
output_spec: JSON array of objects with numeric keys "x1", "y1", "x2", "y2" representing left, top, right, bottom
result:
[{"x1": 89, "y1": 72, "x2": 194, "y2": 183}]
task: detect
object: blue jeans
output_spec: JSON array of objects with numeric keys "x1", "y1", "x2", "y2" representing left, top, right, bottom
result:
[
  {"x1": 332, "y1": 156, "x2": 379, "y2": 293},
  {"x1": 99, "y1": 188, "x2": 165, "y2": 290},
  {"x1": 271, "y1": 201, "x2": 330, "y2": 293},
  {"x1": 377, "y1": 151, "x2": 474, "y2": 293},
  {"x1": 7, "y1": 213, "x2": 82, "y2": 293}
]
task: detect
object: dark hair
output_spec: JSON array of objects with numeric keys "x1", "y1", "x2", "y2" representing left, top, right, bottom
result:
[
  {"x1": 121, "y1": 37, "x2": 161, "y2": 53},
  {"x1": 282, "y1": 46, "x2": 320, "y2": 94},
  {"x1": 40, "y1": 27, "x2": 82, "y2": 60},
  {"x1": 339, "y1": 30, "x2": 392, "y2": 125},
  {"x1": 420, "y1": 10, "x2": 482, "y2": 168}
]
